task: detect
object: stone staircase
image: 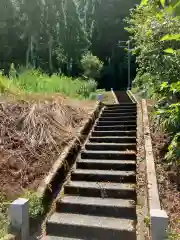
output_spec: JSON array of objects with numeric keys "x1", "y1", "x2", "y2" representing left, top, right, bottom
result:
[{"x1": 45, "y1": 100, "x2": 137, "y2": 239}]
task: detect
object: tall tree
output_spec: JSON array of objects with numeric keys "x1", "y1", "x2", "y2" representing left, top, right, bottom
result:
[{"x1": 63, "y1": 0, "x2": 89, "y2": 75}]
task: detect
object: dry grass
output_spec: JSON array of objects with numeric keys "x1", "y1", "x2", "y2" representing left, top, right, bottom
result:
[{"x1": 0, "y1": 94, "x2": 94, "y2": 199}]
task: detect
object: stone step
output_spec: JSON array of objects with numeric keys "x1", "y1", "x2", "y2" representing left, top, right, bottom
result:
[
  {"x1": 77, "y1": 159, "x2": 136, "y2": 170},
  {"x1": 97, "y1": 120, "x2": 136, "y2": 126},
  {"x1": 103, "y1": 109, "x2": 136, "y2": 113},
  {"x1": 105, "y1": 105, "x2": 136, "y2": 108},
  {"x1": 89, "y1": 136, "x2": 136, "y2": 143},
  {"x1": 57, "y1": 195, "x2": 136, "y2": 219},
  {"x1": 71, "y1": 169, "x2": 136, "y2": 183},
  {"x1": 91, "y1": 130, "x2": 136, "y2": 137},
  {"x1": 81, "y1": 150, "x2": 136, "y2": 160},
  {"x1": 101, "y1": 112, "x2": 137, "y2": 117},
  {"x1": 85, "y1": 142, "x2": 136, "y2": 151},
  {"x1": 105, "y1": 103, "x2": 136, "y2": 108},
  {"x1": 64, "y1": 181, "x2": 136, "y2": 199},
  {"x1": 94, "y1": 125, "x2": 136, "y2": 131},
  {"x1": 99, "y1": 116, "x2": 136, "y2": 121},
  {"x1": 44, "y1": 237, "x2": 82, "y2": 240},
  {"x1": 46, "y1": 213, "x2": 136, "y2": 239}
]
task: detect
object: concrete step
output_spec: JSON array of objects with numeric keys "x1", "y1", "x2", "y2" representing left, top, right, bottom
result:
[
  {"x1": 77, "y1": 159, "x2": 136, "y2": 171},
  {"x1": 97, "y1": 120, "x2": 136, "y2": 126},
  {"x1": 85, "y1": 142, "x2": 136, "y2": 151},
  {"x1": 44, "y1": 237, "x2": 82, "y2": 240},
  {"x1": 105, "y1": 104, "x2": 136, "y2": 108},
  {"x1": 103, "y1": 109, "x2": 136, "y2": 113},
  {"x1": 105, "y1": 103, "x2": 136, "y2": 108},
  {"x1": 71, "y1": 169, "x2": 136, "y2": 183},
  {"x1": 81, "y1": 150, "x2": 136, "y2": 160},
  {"x1": 64, "y1": 181, "x2": 136, "y2": 199},
  {"x1": 91, "y1": 130, "x2": 136, "y2": 137},
  {"x1": 57, "y1": 195, "x2": 136, "y2": 219},
  {"x1": 94, "y1": 125, "x2": 136, "y2": 131},
  {"x1": 89, "y1": 136, "x2": 136, "y2": 143},
  {"x1": 46, "y1": 213, "x2": 136, "y2": 239},
  {"x1": 99, "y1": 116, "x2": 136, "y2": 121},
  {"x1": 101, "y1": 112, "x2": 137, "y2": 117}
]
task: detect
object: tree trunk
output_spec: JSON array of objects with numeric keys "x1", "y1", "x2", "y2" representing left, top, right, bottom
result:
[
  {"x1": 26, "y1": 37, "x2": 31, "y2": 68},
  {"x1": 49, "y1": 36, "x2": 53, "y2": 74}
]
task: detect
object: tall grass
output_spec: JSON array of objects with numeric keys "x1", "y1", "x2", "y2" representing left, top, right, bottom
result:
[{"x1": 10, "y1": 68, "x2": 98, "y2": 99}]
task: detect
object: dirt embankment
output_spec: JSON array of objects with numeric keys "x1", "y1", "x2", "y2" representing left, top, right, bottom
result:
[
  {"x1": 147, "y1": 102, "x2": 180, "y2": 236},
  {"x1": 0, "y1": 95, "x2": 95, "y2": 200}
]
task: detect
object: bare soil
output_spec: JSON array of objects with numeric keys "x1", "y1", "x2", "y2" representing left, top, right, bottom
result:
[{"x1": 0, "y1": 94, "x2": 95, "y2": 200}]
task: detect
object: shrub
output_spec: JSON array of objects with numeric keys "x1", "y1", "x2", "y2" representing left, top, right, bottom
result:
[
  {"x1": 22, "y1": 190, "x2": 44, "y2": 219},
  {"x1": 80, "y1": 51, "x2": 104, "y2": 79}
]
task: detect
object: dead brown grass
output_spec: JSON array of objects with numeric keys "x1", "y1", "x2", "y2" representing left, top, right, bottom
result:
[{"x1": 0, "y1": 94, "x2": 94, "y2": 199}]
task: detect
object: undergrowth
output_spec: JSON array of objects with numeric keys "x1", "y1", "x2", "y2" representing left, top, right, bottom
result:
[
  {"x1": 0, "y1": 67, "x2": 100, "y2": 100},
  {"x1": 0, "y1": 191, "x2": 44, "y2": 239},
  {"x1": 126, "y1": 0, "x2": 180, "y2": 235}
]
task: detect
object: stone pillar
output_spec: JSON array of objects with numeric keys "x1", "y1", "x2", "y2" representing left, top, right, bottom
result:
[
  {"x1": 9, "y1": 198, "x2": 29, "y2": 240},
  {"x1": 150, "y1": 209, "x2": 168, "y2": 240},
  {"x1": 97, "y1": 94, "x2": 103, "y2": 102}
]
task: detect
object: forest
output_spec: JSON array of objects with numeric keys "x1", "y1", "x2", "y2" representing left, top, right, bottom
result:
[{"x1": 0, "y1": 0, "x2": 137, "y2": 90}]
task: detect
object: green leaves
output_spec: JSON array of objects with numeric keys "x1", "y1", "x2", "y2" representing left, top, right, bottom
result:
[
  {"x1": 161, "y1": 34, "x2": 180, "y2": 41},
  {"x1": 164, "y1": 48, "x2": 175, "y2": 54},
  {"x1": 160, "y1": 0, "x2": 165, "y2": 7},
  {"x1": 140, "y1": 0, "x2": 148, "y2": 7}
]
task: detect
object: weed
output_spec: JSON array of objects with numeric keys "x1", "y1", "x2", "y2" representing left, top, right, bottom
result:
[
  {"x1": 10, "y1": 68, "x2": 98, "y2": 99},
  {"x1": 144, "y1": 215, "x2": 150, "y2": 227},
  {"x1": 0, "y1": 195, "x2": 10, "y2": 239},
  {"x1": 22, "y1": 190, "x2": 44, "y2": 219}
]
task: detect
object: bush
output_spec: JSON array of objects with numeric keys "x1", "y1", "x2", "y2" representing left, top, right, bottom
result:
[
  {"x1": 80, "y1": 51, "x2": 104, "y2": 79},
  {"x1": 22, "y1": 190, "x2": 44, "y2": 219}
]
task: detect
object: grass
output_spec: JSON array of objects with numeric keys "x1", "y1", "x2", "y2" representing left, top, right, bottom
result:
[
  {"x1": 8, "y1": 68, "x2": 98, "y2": 99},
  {"x1": 0, "y1": 191, "x2": 44, "y2": 239}
]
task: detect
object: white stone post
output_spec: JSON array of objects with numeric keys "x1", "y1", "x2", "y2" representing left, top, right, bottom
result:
[
  {"x1": 97, "y1": 94, "x2": 103, "y2": 102},
  {"x1": 150, "y1": 209, "x2": 168, "y2": 240},
  {"x1": 8, "y1": 198, "x2": 29, "y2": 240}
]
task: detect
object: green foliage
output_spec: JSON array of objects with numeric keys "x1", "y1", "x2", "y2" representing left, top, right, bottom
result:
[
  {"x1": 168, "y1": 230, "x2": 180, "y2": 240},
  {"x1": 80, "y1": 51, "x2": 103, "y2": 79},
  {"x1": 0, "y1": 195, "x2": 10, "y2": 239},
  {"x1": 0, "y1": 0, "x2": 138, "y2": 89},
  {"x1": 126, "y1": 0, "x2": 180, "y2": 168},
  {"x1": 22, "y1": 190, "x2": 44, "y2": 219},
  {"x1": 8, "y1": 68, "x2": 97, "y2": 99}
]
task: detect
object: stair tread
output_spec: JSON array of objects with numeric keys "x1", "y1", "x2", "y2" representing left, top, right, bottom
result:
[
  {"x1": 48, "y1": 212, "x2": 135, "y2": 231},
  {"x1": 97, "y1": 120, "x2": 136, "y2": 123},
  {"x1": 81, "y1": 150, "x2": 136, "y2": 154},
  {"x1": 73, "y1": 169, "x2": 135, "y2": 176},
  {"x1": 77, "y1": 159, "x2": 136, "y2": 164},
  {"x1": 89, "y1": 136, "x2": 136, "y2": 139},
  {"x1": 92, "y1": 130, "x2": 136, "y2": 133},
  {"x1": 44, "y1": 237, "x2": 82, "y2": 240},
  {"x1": 67, "y1": 181, "x2": 135, "y2": 190},
  {"x1": 95, "y1": 124, "x2": 136, "y2": 128},
  {"x1": 60, "y1": 195, "x2": 135, "y2": 207},
  {"x1": 86, "y1": 142, "x2": 136, "y2": 146}
]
